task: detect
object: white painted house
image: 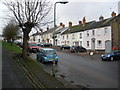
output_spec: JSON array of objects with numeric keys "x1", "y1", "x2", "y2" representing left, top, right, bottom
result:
[{"x1": 61, "y1": 14, "x2": 116, "y2": 51}]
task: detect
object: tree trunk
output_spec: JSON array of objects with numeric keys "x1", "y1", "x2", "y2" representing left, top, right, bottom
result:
[
  {"x1": 22, "y1": 27, "x2": 31, "y2": 60},
  {"x1": 22, "y1": 32, "x2": 28, "y2": 60}
]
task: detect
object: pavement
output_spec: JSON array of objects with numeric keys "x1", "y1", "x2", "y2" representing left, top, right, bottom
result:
[{"x1": 2, "y1": 48, "x2": 33, "y2": 88}]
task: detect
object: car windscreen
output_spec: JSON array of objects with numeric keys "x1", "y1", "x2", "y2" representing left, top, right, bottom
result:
[
  {"x1": 45, "y1": 50, "x2": 55, "y2": 54},
  {"x1": 29, "y1": 43, "x2": 37, "y2": 46}
]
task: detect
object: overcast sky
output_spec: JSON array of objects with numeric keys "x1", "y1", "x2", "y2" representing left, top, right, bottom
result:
[{"x1": 0, "y1": 0, "x2": 120, "y2": 35}]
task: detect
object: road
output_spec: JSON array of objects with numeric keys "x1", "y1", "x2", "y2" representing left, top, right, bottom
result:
[{"x1": 31, "y1": 51, "x2": 119, "y2": 88}]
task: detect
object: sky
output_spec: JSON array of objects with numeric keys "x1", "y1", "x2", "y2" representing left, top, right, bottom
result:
[{"x1": 0, "y1": 0, "x2": 120, "y2": 35}]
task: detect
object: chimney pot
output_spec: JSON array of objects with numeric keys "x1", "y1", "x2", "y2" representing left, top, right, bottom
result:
[
  {"x1": 60, "y1": 22, "x2": 63, "y2": 26},
  {"x1": 79, "y1": 21, "x2": 82, "y2": 25},
  {"x1": 47, "y1": 27, "x2": 49, "y2": 30},
  {"x1": 111, "y1": 11, "x2": 116, "y2": 17},
  {"x1": 99, "y1": 15, "x2": 104, "y2": 20},
  {"x1": 62, "y1": 24, "x2": 65, "y2": 28},
  {"x1": 69, "y1": 21, "x2": 72, "y2": 28},
  {"x1": 82, "y1": 17, "x2": 86, "y2": 25}
]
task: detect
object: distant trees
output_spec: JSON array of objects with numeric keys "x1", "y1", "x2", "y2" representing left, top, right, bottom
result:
[
  {"x1": 3, "y1": 21, "x2": 19, "y2": 44},
  {"x1": 4, "y1": 0, "x2": 52, "y2": 59}
]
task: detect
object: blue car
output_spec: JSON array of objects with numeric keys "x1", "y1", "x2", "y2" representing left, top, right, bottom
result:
[
  {"x1": 36, "y1": 48, "x2": 58, "y2": 64},
  {"x1": 101, "y1": 50, "x2": 120, "y2": 61}
]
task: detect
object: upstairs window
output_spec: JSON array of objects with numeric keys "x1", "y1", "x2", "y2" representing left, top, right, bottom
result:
[
  {"x1": 86, "y1": 31, "x2": 89, "y2": 36},
  {"x1": 92, "y1": 30, "x2": 95, "y2": 36},
  {"x1": 72, "y1": 34, "x2": 74, "y2": 39},
  {"x1": 63, "y1": 36, "x2": 64, "y2": 40},
  {"x1": 67, "y1": 35, "x2": 69, "y2": 39},
  {"x1": 79, "y1": 33, "x2": 82, "y2": 39},
  {"x1": 104, "y1": 28, "x2": 108, "y2": 35}
]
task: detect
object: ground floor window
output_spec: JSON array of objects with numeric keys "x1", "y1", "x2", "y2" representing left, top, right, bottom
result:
[
  {"x1": 79, "y1": 41, "x2": 82, "y2": 46},
  {"x1": 74, "y1": 42, "x2": 79, "y2": 46},
  {"x1": 87, "y1": 41, "x2": 89, "y2": 47},
  {"x1": 97, "y1": 40, "x2": 102, "y2": 47}
]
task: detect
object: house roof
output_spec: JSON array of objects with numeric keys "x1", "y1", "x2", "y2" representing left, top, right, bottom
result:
[
  {"x1": 55, "y1": 27, "x2": 68, "y2": 34},
  {"x1": 42, "y1": 26, "x2": 60, "y2": 34},
  {"x1": 88, "y1": 17, "x2": 115, "y2": 30},
  {"x1": 62, "y1": 16, "x2": 116, "y2": 35},
  {"x1": 62, "y1": 21, "x2": 95, "y2": 35}
]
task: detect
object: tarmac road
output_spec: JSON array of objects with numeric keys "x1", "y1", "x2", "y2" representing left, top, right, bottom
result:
[{"x1": 31, "y1": 51, "x2": 119, "y2": 88}]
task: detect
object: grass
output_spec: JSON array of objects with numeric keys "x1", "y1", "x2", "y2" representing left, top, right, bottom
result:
[{"x1": 2, "y1": 41, "x2": 22, "y2": 53}]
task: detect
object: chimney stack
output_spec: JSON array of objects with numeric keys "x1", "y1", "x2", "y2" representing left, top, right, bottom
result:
[
  {"x1": 99, "y1": 15, "x2": 104, "y2": 20},
  {"x1": 111, "y1": 11, "x2": 116, "y2": 17},
  {"x1": 69, "y1": 21, "x2": 72, "y2": 28},
  {"x1": 82, "y1": 17, "x2": 86, "y2": 25},
  {"x1": 79, "y1": 21, "x2": 82, "y2": 25}
]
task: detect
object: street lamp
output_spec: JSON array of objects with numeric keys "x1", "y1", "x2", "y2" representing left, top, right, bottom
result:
[
  {"x1": 52, "y1": 1, "x2": 68, "y2": 77},
  {"x1": 53, "y1": 1, "x2": 68, "y2": 47}
]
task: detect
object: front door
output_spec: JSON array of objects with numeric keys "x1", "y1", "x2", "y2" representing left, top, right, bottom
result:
[
  {"x1": 91, "y1": 38, "x2": 95, "y2": 51},
  {"x1": 105, "y1": 40, "x2": 111, "y2": 53}
]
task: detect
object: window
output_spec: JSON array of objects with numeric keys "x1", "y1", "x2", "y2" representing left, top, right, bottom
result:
[
  {"x1": 72, "y1": 34, "x2": 74, "y2": 39},
  {"x1": 80, "y1": 33, "x2": 82, "y2": 39},
  {"x1": 67, "y1": 35, "x2": 69, "y2": 39},
  {"x1": 67, "y1": 41, "x2": 69, "y2": 44},
  {"x1": 86, "y1": 31, "x2": 89, "y2": 36},
  {"x1": 80, "y1": 41, "x2": 82, "y2": 46},
  {"x1": 38, "y1": 39, "x2": 40, "y2": 42},
  {"x1": 104, "y1": 28, "x2": 108, "y2": 35},
  {"x1": 63, "y1": 36, "x2": 64, "y2": 39},
  {"x1": 97, "y1": 40, "x2": 102, "y2": 47},
  {"x1": 92, "y1": 30, "x2": 95, "y2": 36},
  {"x1": 87, "y1": 41, "x2": 89, "y2": 47}
]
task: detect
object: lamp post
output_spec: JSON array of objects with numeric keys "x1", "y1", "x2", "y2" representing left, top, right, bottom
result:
[
  {"x1": 53, "y1": 1, "x2": 68, "y2": 47},
  {"x1": 52, "y1": 1, "x2": 68, "y2": 77}
]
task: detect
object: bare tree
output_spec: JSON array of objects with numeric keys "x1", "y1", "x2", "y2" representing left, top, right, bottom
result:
[{"x1": 4, "y1": 0, "x2": 52, "y2": 59}]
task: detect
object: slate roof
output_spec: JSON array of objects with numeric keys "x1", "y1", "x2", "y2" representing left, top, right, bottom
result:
[
  {"x1": 55, "y1": 27, "x2": 68, "y2": 34},
  {"x1": 42, "y1": 26, "x2": 60, "y2": 34},
  {"x1": 62, "y1": 16, "x2": 116, "y2": 35},
  {"x1": 62, "y1": 21, "x2": 95, "y2": 35}
]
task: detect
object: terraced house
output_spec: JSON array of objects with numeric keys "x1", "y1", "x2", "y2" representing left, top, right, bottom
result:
[
  {"x1": 29, "y1": 11, "x2": 120, "y2": 52},
  {"x1": 61, "y1": 12, "x2": 120, "y2": 52}
]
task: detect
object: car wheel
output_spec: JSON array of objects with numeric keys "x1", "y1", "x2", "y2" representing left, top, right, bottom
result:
[
  {"x1": 37, "y1": 55, "x2": 39, "y2": 60},
  {"x1": 110, "y1": 57, "x2": 114, "y2": 61},
  {"x1": 62, "y1": 48, "x2": 64, "y2": 50},
  {"x1": 55, "y1": 61, "x2": 58, "y2": 64}
]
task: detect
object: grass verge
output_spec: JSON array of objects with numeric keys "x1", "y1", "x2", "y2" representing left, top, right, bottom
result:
[{"x1": 2, "y1": 41, "x2": 22, "y2": 53}]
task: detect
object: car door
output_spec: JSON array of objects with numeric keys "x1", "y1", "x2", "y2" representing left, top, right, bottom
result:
[
  {"x1": 115, "y1": 50, "x2": 120, "y2": 60},
  {"x1": 39, "y1": 50, "x2": 44, "y2": 60},
  {"x1": 113, "y1": 50, "x2": 120, "y2": 60}
]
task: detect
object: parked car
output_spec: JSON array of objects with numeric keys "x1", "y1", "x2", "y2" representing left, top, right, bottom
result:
[
  {"x1": 101, "y1": 50, "x2": 120, "y2": 61},
  {"x1": 36, "y1": 48, "x2": 58, "y2": 64},
  {"x1": 18, "y1": 42, "x2": 23, "y2": 48},
  {"x1": 38, "y1": 42, "x2": 52, "y2": 47},
  {"x1": 37, "y1": 42, "x2": 45, "y2": 46},
  {"x1": 42, "y1": 43, "x2": 52, "y2": 47},
  {"x1": 70, "y1": 46, "x2": 87, "y2": 53},
  {"x1": 27, "y1": 42, "x2": 39, "y2": 53},
  {"x1": 60, "y1": 45, "x2": 70, "y2": 50}
]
